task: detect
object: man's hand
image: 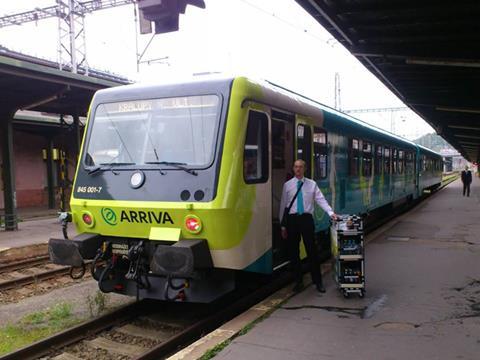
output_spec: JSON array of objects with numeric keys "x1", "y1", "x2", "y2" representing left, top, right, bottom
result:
[
  {"x1": 330, "y1": 213, "x2": 340, "y2": 221},
  {"x1": 281, "y1": 227, "x2": 288, "y2": 239}
]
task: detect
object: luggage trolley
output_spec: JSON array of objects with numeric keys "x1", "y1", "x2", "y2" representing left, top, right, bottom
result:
[{"x1": 330, "y1": 215, "x2": 365, "y2": 298}]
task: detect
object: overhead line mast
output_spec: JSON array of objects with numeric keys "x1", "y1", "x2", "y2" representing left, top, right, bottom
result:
[
  {"x1": 0, "y1": 1, "x2": 135, "y2": 74},
  {"x1": 0, "y1": 0, "x2": 205, "y2": 75}
]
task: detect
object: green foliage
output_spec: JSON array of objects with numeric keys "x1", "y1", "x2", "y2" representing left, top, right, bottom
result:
[
  {"x1": 86, "y1": 291, "x2": 107, "y2": 317},
  {"x1": 0, "y1": 302, "x2": 80, "y2": 356},
  {"x1": 413, "y1": 133, "x2": 454, "y2": 153},
  {"x1": 21, "y1": 311, "x2": 45, "y2": 325},
  {"x1": 48, "y1": 303, "x2": 73, "y2": 324},
  {"x1": 198, "y1": 340, "x2": 233, "y2": 360}
]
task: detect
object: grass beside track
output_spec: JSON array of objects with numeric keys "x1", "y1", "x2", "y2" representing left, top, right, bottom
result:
[
  {"x1": 0, "y1": 302, "x2": 82, "y2": 356},
  {"x1": 442, "y1": 172, "x2": 460, "y2": 184}
]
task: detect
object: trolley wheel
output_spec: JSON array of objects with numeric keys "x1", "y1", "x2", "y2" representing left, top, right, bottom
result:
[
  {"x1": 343, "y1": 290, "x2": 349, "y2": 298},
  {"x1": 359, "y1": 290, "x2": 365, "y2": 298}
]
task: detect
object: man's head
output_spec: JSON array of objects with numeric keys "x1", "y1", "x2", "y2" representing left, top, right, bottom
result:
[
  {"x1": 465, "y1": 165, "x2": 469, "y2": 171},
  {"x1": 293, "y1": 159, "x2": 306, "y2": 178}
]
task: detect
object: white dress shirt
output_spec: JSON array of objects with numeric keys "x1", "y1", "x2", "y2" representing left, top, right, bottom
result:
[{"x1": 279, "y1": 177, "x2": 334, "y2": 221}]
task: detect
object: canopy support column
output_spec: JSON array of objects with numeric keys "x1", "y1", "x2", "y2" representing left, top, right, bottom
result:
[
  {"x1": 46, "y1": 137, "x2": 56, "y2": 210},
  {"x1": 1, "y1": 112, "x2": 17, "y2": 230}
]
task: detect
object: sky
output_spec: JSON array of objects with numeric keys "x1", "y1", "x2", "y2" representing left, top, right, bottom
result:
[{"x1": 0, "y1": 0, "x2": 435, "y2": 140}]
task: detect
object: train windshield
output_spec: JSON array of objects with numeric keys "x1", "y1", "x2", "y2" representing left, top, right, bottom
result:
[{"x1": 85, "y1": 95, "x2": 221, "y2": 168}]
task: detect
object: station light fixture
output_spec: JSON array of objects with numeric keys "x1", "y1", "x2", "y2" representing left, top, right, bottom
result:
[{"x1": 137, "y1": 0, "x2": 206, "y2": 34}]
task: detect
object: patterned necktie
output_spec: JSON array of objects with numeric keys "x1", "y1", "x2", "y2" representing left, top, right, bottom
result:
[{"x1": 297, "y1": 180, "x2": 304, "y2": 215}]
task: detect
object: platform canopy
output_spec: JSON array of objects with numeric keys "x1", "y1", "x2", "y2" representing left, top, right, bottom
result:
[
  {"x1": 0, "y1": 48, "x2": 129, "y2": 115},
  {"x1": 296, "y1": 0, "x2": 480, "y2": 163},
  {"x1": 0, "y1": 48, "x2": 129, "y2": 230}
]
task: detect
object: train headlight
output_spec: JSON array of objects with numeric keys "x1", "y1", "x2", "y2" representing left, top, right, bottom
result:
[
  {"x1": 184, "y1": 215, "x2": 202, "y2": 234},
  {"x1": 130, "y1": 171, "x2": 145, "y2": 189},
  {"x1": 82, "y1": 211, "x2": 95, "y2": 228}
]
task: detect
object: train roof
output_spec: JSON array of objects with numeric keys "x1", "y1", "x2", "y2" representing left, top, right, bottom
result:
[
  {"x1": 92, "y1": 74, "x2": 234, "y2": 100},
  {"x1": 92, "y1": 75, "x2": 441, "y2": 157},
  {"x1": 249, "y1": 77, "x2": 417, "y2": 147},
  {"x1": 416, "y1": 144, "x2": 443, "y2": 158},
  {"x1": 248, "y1": 78, "x2": 444, "y2": 156}
]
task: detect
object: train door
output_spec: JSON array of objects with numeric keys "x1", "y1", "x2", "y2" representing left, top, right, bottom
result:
[
  {"x1": 243, "y1": 108, "x2": 272, "y2": 273},
  {"x1": 271, "y1": 110, "x2": 295, "y2": 269}
]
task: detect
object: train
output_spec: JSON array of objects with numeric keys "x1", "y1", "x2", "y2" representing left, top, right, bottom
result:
[{"x1": 48, "y1": 77, "x2": 443, "y2": 302}]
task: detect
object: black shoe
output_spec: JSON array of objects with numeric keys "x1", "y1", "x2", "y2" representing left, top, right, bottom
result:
[
  {"x1": 316, "y1": 284, "x2": 326, "y2": 293},
  {"x1": 293, "y1": 282, "x2": 304, "y2": 293}
]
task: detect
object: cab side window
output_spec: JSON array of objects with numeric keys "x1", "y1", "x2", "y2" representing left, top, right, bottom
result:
[
  {"x1": 313, "y1": 127, "x2": 328, "y2": 180},
  {"x1": 244, "y1": 110, "x2": 269, "y2": 183},
  {"x1": 297, "y1": 124, "x2": 312, "y2": 178}
]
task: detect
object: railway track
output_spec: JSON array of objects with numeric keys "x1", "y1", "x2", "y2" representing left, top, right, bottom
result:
[
  {"x1": 0, "y1": 256, "x2": 88, "y2": 292},
  {"x1": 0, "y1": 255, "x2": 50, "y2": 274},
  {"x1": 0, "y1": 272, "x2": 293, "y2": 360}
]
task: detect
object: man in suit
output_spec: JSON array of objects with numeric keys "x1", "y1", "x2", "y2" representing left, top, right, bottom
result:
[
  {"x1": 461, "y1": 165, "x2": 472, "y2": 197},
  {"x1": 280, "y1": 159, "x2": 338, "y2": 293}
]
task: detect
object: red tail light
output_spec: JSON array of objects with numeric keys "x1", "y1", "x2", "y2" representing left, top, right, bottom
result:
[
  {"x1": 185, "y1": 215, "x2": 202, "y2": 234},
  {"x1": 82, "y1": 213, "x2": 93, "y2": 225}
]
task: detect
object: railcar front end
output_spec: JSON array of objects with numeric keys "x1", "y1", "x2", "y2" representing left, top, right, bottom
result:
[{"x1": 48, "y1": 78, "x2": 273, "y2": 302}]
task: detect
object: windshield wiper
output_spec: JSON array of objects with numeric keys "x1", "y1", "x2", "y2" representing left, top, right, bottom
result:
[
  {"x1": 145, "y1": 161, "x2": 198, "y2": 176},
  {"x1": 87, "y1": 162, "x2": 135, "y2": 175}
]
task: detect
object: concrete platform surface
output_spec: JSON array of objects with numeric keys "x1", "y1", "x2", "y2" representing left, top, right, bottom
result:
[
  {"x1": 0, "y1": 217, "x2": 73, "y2": 251},
  {"x1": 216, "y1": 178, "x2": 480, "y2": 360}
]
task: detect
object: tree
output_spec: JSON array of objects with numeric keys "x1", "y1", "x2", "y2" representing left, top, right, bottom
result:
[{"x1": 413, "y1": 133, "x2": 454, "y2": 153}]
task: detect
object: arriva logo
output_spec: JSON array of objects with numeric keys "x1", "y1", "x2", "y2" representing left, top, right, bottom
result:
[{"x1": 101, "y1": 207, "x2": 117, "y2": 226}]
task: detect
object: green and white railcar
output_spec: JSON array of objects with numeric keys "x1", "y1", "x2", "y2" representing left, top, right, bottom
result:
[{"x1": 49, "y1": 77, "x2": 442, "y2": 302}]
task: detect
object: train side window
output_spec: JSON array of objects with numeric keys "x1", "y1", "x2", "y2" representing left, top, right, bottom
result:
[
  {"x1": 313, "y1": 127, "x2": 328, "y2": 180},
  {"x1": 349, "y1": 138, "x2": 360, "y2": 176},
  {"x1": 374, "y1": 145, "x2": 383, "y2": 175},
  {"x1": 384, "y1": 147, "x2": 391, "y2": 174},
  {"x1": 362, "y1": 141, "x2": 372, "y2": 177},
  {"x1": 398, "y1": 150, "x2": 404, "y2": 174},
  {"x1": 297, "y1": 124, "x2": 312, "y2": 178},
  {"x1": 406, "y1": 152, "x2": 413, "y2": 175},
  {"x1": 393, "y1": 149, "x2": 398, "y2": 174},
  {"x1": 244, "y1": 110, "x2": 269, "y2": 183}
]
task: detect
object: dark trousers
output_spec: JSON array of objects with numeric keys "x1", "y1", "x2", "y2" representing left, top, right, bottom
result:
[
  {"x1": 463, "y1": 182, "x2": 471, "y2": 196},
  {"x1": 286, "y1": 213, "x2": 323, "y2": 286}
]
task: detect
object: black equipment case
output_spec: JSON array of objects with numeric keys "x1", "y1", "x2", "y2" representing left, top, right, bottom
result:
[{"x1": 330, "y1": 215, "x2": 365, "y2": 298}]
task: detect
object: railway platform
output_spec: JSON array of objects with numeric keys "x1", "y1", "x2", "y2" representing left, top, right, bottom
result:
[
  {"x1": 0, "y1": 217, "x2": 67, "y2": 250},
  {"x1": 0, "y1": 216, "x2": 72, "y2": 263},
  {"x1": 214, "y1": 178, "x2": 480, "y2": 360}
]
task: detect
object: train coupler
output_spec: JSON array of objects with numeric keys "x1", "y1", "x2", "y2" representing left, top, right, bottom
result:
[{"x1": 125, "y1": 241, "x2": 150, "y2": 290}]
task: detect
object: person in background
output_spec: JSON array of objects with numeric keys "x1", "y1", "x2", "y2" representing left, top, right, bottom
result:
[
  {"x1": 461, "y1": 165, "x2": 472, "y2": 197},
  {"x1": 280, "y1": 159, "x2": 338, "y2": 293}
]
